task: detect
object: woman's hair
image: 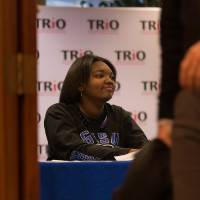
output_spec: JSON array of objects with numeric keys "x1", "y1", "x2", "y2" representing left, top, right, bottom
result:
[{"x1": 59, "y1": 54, "x2": 117, "y2": 105}]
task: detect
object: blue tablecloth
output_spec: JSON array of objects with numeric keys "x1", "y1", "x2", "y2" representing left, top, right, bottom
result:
[{"x1": 40, "y1": 161, "x2": 131, "y2": 200}]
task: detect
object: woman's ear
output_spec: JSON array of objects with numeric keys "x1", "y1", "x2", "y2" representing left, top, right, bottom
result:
[
  {"x1": 79, "y1": 83, "x2": 87, "y2": 94},
  {"x1": 78, "y1": 84, "x2": 85, "y2": 97},
  {"x1": 78, "y1": 84, "x2": 84, "y2": 92}
]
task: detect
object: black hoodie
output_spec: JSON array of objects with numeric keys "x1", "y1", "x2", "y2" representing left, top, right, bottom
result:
[{"x1": 44, "y1": 103, "x2": 148, "y2": 160}]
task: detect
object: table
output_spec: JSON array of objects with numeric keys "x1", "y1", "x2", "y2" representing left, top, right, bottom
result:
[{"x1": 40, "y1": 161, "x2": 131, "y2": 200}]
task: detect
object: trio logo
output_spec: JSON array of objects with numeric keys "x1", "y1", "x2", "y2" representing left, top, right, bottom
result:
[
  {"x1": 37, "y1": 80, "x2": 120, "y2": 96},
  {"x1": 37, "y1": 81, "x2": 63, "y2": 95},
  {"x1": 87, "y1": 19, "x2": 119, "y2": 34},
  {"x1": 132, "y1": 110, "x2": 148, "y2": 124},
  {"x1": 37, "y1": 18, "x2": 67, "y2": 33},
  {"x1": 61, "y1": 49, "x2": 93, "y2": 64},
  {"x1": 140, "y1": 20, "x2": 160, "y2": 34},
  {"x1": 141, "y1": 80, "x2": 160, "y2": 95},
  {"x1": 114, "y1": 50, "x2": 146, "y2": 65}
]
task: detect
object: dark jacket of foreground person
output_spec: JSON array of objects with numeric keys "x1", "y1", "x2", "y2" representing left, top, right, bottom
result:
[{"x1": 113, "y1": 139, "x2": 172, "y2": 200}]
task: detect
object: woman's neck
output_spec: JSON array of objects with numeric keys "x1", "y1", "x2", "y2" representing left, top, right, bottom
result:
[{"x1": 79, "y1": 98, "x2": 105, "y2": 119}]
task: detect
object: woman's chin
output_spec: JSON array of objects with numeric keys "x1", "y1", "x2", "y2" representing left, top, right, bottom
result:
[{"x1": 101, "y1": 95, "x2": 113, "y2": 102}]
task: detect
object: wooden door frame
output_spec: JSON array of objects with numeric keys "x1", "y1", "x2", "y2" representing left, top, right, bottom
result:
[{"x1": 0, "y1": 0, "x2": 39, "y2": 199}]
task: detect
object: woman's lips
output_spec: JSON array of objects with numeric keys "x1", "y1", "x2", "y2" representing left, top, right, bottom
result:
[{"x1": 102, "y1": 86, "x2": 115, "y2": 92}]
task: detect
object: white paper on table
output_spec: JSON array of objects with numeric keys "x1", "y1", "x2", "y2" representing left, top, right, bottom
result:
[
  {"x1": 114, "y1": 150, "x2": 139, "y2": 161},
  {"x1": 51, "y1": 160, "x2": 81, "y2": 162}
]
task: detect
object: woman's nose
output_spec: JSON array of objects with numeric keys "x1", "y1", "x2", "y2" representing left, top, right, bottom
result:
[{"x1": 105, "y1": 76, "x2": 115, "y2": 83}]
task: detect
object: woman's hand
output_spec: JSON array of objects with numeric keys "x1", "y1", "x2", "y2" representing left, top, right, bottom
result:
[
  {"x1": 128, "y1": 148, "x2": 140, "y2": 153},
  {"x1": 180, "y1": 41, "x2": 200, "y2": 92},
  {"x1": 158, "y1": 119, "x2": 173, "y2": 147}
]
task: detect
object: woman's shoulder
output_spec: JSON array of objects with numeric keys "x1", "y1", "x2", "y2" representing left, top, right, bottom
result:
[
  {"x1": 46, "y1": 103, "x2": 77, "y2": 116},
  {"x1": 106, "y1": 103, "x2": 130, "y2": 116}
]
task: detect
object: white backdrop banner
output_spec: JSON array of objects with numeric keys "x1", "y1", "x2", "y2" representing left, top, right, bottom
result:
[{"x1": 37, "y1": 6, "x2": 161, "y2": 160}]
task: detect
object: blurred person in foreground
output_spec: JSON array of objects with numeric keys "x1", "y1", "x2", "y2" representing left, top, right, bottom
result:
[
  {"x1": 114, "y1": 0, "x2": 200, "y2": 199},
  {"x1": 158, "y1": 0, "x2": 200, "y2": 199}
]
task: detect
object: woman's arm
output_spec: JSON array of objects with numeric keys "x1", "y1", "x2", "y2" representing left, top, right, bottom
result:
[{"x1": 122, "y1": 111, "x2": 148, "y2": 149}]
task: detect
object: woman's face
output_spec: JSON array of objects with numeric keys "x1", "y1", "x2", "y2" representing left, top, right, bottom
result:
[{"x1": 82, "y1": 61, "x2": 116, "y2": 103}]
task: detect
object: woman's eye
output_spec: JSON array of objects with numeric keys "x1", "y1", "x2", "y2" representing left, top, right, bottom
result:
[
  {"x1": 94, "y1": 73, "x2": 104, "y2": 78},
  {"x1": 93, "y1": 72, "x2": 115, "y2": 80},
  {"x1": 110, "y1": 74, "x2": 115, "y2": 80}
]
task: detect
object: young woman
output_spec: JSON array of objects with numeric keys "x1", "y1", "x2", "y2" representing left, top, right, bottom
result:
[{"x1": 44, "y1": 54, "x2": 148, "y2": 160}]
